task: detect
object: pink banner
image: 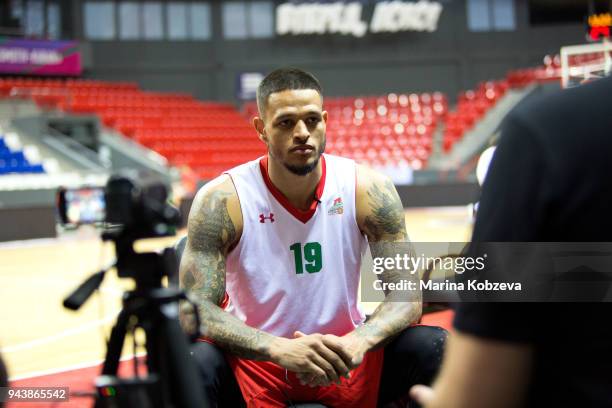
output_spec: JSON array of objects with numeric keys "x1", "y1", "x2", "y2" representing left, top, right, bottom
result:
[{"x1": 0, "y1": 38, "x2": 81, "y2": 76}]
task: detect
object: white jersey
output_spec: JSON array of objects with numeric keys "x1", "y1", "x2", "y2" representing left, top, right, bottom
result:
[{"x1": 224, "y1": 154, "x2": 367, "y2": 338}]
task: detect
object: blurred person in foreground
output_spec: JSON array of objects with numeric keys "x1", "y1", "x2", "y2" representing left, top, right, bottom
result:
[
  {"x1": 410, "y1": 76, "x2": 612, "y2": 407},
  {"x1": 180, "y1": 67, "x2": 447, "y2": 407}
]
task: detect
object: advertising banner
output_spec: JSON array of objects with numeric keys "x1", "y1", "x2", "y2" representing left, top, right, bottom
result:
[
  {"x1": 276, "y1": 1, "x2": 444, "y2": 37},
  {"x1": 0, "y1": 38, "x2": 82, "y2": 76}
]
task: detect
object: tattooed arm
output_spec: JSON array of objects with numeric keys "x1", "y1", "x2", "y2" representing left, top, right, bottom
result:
[
  {"x1": 179, "y1": 175, "x2": 275, "y2": 359},
  {"x1": 352, "y1": 165, "x2": 422, "y2": 351}
]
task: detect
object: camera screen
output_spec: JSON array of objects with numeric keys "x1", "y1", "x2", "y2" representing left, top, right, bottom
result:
[{"x1": 62, "y1": 188, "x2": 106, "y2": 225}]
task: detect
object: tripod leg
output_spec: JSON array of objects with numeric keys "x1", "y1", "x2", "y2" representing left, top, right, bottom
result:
[
  {"x1": 101, "y1": 309, "x2": 131, "y2": 375},
  {"x1": 94, "y1": 310, "x2": 132, "y2": 408}
]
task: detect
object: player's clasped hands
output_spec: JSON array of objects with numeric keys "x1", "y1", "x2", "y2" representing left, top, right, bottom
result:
[{"x1": 270, "y1": 331, "x2": 369, "y2": 387}]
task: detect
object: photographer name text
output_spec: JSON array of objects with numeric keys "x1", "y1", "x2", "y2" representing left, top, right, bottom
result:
[{"x1": 373, "y1": 279, "x2": 522, "y2": 291}]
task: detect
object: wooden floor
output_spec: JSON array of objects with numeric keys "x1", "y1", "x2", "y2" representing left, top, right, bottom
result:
[{"x1": 0, "y1": 207, "x2": 472, "y2": 379}]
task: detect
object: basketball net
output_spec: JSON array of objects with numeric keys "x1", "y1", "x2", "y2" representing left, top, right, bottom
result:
[{"x1": 560, "y1": 38, "x2": 612, "y2": 88}]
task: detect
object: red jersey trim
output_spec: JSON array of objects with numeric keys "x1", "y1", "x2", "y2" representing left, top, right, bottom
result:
[
  {"x1": 219, "y1": 292, "x2": 230, "y2": 309},
  {"x1": 259, "y1": 155, "x2": 326, "y2": 224}
]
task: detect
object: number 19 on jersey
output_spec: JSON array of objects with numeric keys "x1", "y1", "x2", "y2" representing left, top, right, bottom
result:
[{"x1": 289, "y1": 242, "x2": 323, "y2": 274}]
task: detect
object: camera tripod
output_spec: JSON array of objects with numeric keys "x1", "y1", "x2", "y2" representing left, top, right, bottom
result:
[{"x1": 64, "y1": 234, "x2": 207, "y2": 408}]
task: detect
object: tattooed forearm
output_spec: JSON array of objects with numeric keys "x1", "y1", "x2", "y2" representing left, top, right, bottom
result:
[
  {"x1": 182, "y1": 249, "x2": 275, "y2": 360},
  {"x1": 356, "y1": 177, "x2": 421, "y2": 349},
  {"x1": 353, "y1": 242, "x2": 422, "y2": 349},
  {"x1": 179, "y1": 188, "x2": 275, "y2": 360},
  {"x1": 197, "y1": 303, "x2": 274, "y2": 359}
]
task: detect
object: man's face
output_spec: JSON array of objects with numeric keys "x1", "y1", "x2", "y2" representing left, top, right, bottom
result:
[{"x1": 256, "y1": 89, "x2": 327, "y2": 176}]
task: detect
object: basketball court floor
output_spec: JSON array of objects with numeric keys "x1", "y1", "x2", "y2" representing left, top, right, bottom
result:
[{"x1": 0, "y1": 206, "x2": 472, "y2": 403}]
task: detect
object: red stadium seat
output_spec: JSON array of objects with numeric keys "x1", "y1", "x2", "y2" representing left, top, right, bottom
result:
[{"x1": 0, "y1": 77, "x2": 260, "y2": 179}]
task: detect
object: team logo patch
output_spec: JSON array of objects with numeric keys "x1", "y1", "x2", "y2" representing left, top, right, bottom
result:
[
  {"x1": 328, "y1": 197, "x2": 344, "y2": 215},
  {"x1": 259, "y1": 213, "x2": 275, "y2": 223}
]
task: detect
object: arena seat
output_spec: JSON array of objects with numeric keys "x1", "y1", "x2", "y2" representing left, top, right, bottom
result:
[
  {"x1": 0, "y1": 78, "x2": 261, "y2": 180},
  {"x1": 440, "y1": 52, "x2": 583, "y2": 152},
  {"x1": 0, "y1": 136, "x2": 44, "y2": 175},
  {"x1": 4, "y1": 56, "x2": 573, "y2": 178},
  {"x1": 506, "y1": 53, "x2": 564, "y2": 87},
  {"x1": 322, "y1": 92, "x2": 442, "y2": 170},
  {"x1": 442, "y1": 52, "x2": 585, "y2": 152},
  {"x1": 8, "y1": 77, "x2": 510, "y2": 174},
  {"x1": 442, "y1": 80, "x2": 508, "y2": 152}
]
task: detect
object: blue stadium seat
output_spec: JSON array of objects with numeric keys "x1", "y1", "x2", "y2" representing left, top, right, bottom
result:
[
  {"x1": 30, "y1": 164, "x2": 45, "y2": 173},
  {"x1": 0, "y1": 136, "x2": 46, "y2": 174},
  {"x1": 0, "y1": 150, "x2": 45, "y2": 175}
]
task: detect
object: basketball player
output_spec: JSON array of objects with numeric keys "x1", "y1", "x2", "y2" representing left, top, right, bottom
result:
[{"x1": 180, "y1": 68, "x2": 447, "y2": 407}]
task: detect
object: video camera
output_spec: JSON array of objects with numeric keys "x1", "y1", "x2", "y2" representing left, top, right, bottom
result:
[
  {"x1": 57, "y1": 173, "x2": 181, "y2": 240},
  {"x1": 59, "y1": 173, "x2": 207, "y2": 408}
]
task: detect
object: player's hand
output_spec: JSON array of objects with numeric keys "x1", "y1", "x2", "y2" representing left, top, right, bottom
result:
[
  {"x1": 331, "y1": 331, "x2": 370, "y2": 368},
  {"x1": 295, "y1": 331, "x2": 370, "y2": 387},
  {"x1": 269, "y1": 331, "x2": 353, "y2": 386}
]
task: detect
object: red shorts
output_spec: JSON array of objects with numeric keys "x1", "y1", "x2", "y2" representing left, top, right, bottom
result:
[{"x1": 226, "y1": 349, "x2": 385, "y2": 408}]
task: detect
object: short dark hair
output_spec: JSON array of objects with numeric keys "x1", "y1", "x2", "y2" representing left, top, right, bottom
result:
[{"x1": 256, "y1": 67, "x2": 323, "y2": 117}]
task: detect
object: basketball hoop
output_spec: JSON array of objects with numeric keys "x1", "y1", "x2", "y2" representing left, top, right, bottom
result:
[{"x1": 560, "y1": 38, "x2": 612, "y2": 88}]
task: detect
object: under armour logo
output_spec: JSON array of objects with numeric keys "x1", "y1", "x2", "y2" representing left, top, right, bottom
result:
[{"x1": 259, "y1": 213, "x2": 275, "y2": 223}]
